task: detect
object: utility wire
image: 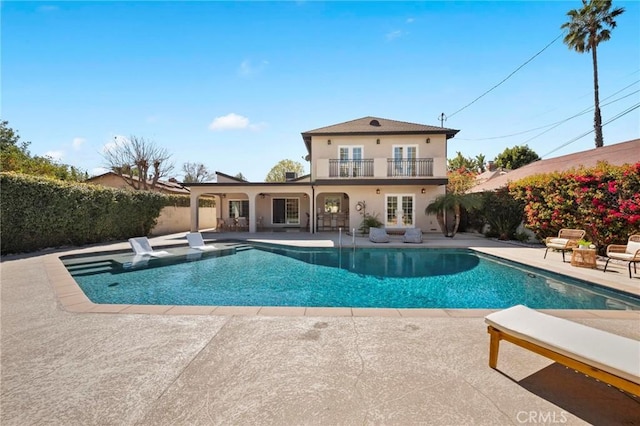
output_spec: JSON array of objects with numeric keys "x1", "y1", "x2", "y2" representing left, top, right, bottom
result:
[
  {"x1": 522, "y1": 89, "x2": 639, "y2": 145},
  {"x1": 447, "y1": 33, "x2": 564, "y2": 119},
  {"x1": 455, "y1": 79, "x2": 639, "y2": 141},
  {"x1": 540, "y1": 102, "x2": 640, "y2": 158}
]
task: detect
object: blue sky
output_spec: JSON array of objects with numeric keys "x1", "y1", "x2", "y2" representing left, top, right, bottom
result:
[{"x1": 3, "y1": 1, "x2": 639, "y2": 182}]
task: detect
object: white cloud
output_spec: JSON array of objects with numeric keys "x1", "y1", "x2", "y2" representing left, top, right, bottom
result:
[
  {"x1": 102, "y1": 135, "x2": 128, "y2": 153},
  {"x1": 406, "y1": 18, "x2": 415, "y2": 24},
  {"x1": 238, "y1": 59, "x2": 269, "y2": 77},
  {"x1": 386, "y1": 30, "x2": 404, "y2": 41},
  {"x1": 44, "y1": 150, "x2": 64, "y2": 161},
  {"x1": 209, "y1": 113, "x2": 251, "y2": 131},
  {"x1": 72, "y1": 137, "x2": 86, "y2": 150}
]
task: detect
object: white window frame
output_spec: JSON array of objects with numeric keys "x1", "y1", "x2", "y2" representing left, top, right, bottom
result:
[
  {"x1": 384, "y1": 193, "x2": 415, "y2": 228},
  {"x1": 338, "y1": 145, "x2": 364, "y2": 177},
  {"x1": 392, "y1": 145, "x2": 418, "y2": 176}
]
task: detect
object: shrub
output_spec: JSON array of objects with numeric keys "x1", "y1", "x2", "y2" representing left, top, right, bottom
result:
[
  {"x1": 509, "y1": 162, "x2": 640, "y2": 252},
  {"x1": 477, "y1": 188, "x2": 525, "y2": 240},
  {"x1": 359, "y1": 213, "x2": 383, "y2": 234},
  {"x1": 1, "y1": 172, "x2": 167, "y2": 254}
]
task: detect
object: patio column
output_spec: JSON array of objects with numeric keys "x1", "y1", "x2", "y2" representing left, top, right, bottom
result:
[
  {"x1": 190, "y1": 193, "x2": 200, "y2": 232},
  {"x1": 249, "y1": 194, "x2": 257, "y2": 233}
]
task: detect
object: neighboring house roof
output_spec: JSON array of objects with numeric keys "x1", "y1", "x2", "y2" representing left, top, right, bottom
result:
[
  {"x1": 86, "y1": 171, "x2": 190, "y2": 195},
  {"x1": 213, "y1": 171, "x2": 311, "y2": 184},
  {"x1": 474, "y1": 168, "x2": 509, "y2": 185},
  {"x1": 469, "y1": 138, "x2": 640, "y2": 193},
  {"x1": 301, "y1": 116, "x2": 459, "y2": 152}
]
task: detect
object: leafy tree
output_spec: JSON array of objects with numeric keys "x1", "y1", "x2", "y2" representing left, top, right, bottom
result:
[
  {"x1": 447, "y1": 167, "x2": 476, "y2": 194},
  {"x1": 182, "y1": 162, "x2": 214, "y2": 183},
  {"x1": 102, "y1": 135, "x2": 174, "y2": 190},
  {"x1": 0, "y1": 120, "x2": 87, "y2": 181},
  {"x1": 494, "y1": 145, "x2": 540, "y2": 170},
  {"x1": 561, "y1": 0, "x2": 624, "y2": 148},
  {"x1": 235, "y1": 172, "x2": 248, "y2": 181},
  {"x1": 265, "y1": 159, "x2": 305, "y2": 182},
  {"x1": 475, "y1": 154, "x2": 486, "y2": 173},
  {"x1": 448, "y1": 151, "x2": 479, "y2": 172}
]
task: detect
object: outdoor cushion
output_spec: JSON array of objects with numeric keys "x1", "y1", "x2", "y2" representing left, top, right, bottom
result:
[
  {"x1": 403, "y1": 228, "x2": 423, "y2": 243},
  {"x1": 548, "y1": 238, "x2": 569, "y2": 246},
  {"x1": 626, "y1": 241, "x2": 640, "y2": 255},
  {"x1": 485, "y1": 305, "x2": 640, "y2": 387},
  {"x1": 369, "y1": 227, "x2": 390, "y2": 243},
  {"x1": 610, "y1": 253, "x2": 636, "y2": 261}
]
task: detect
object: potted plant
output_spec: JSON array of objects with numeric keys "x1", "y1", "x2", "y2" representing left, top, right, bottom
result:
[{"x1": 577, "y1": 239, "x2": 595, "y2": 249}]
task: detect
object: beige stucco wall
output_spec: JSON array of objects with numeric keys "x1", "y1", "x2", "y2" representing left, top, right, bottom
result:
[
  {"x1": 310, "y1": 134, "x2": 448, "y2": 180},
  {"x1": 151, "y1": 206, "x2": 217, "y2": 235},
  {"x1": 314, "y1": 184, "x2": 444, "y2": 233}
]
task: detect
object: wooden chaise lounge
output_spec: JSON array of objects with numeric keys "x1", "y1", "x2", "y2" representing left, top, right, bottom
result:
[{"x1": 485, "y1": 305, "x2": 640, "y2": 396}]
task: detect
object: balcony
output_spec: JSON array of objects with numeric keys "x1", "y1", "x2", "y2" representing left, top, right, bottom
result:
[
  {"x1": 387, "y1": 158, "x2": 433, "y2": 177},
  {"x1": 317, "y1": 157, "x2": 442, "y2": 180},
  {"x1": 329, "y1": 159, "x2": 374, "y2": 177}
]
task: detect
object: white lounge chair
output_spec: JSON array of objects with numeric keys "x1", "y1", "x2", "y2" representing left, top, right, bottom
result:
[
  {"x1": 369, "y1": 227, "x2": 390, "y2": 243},
  {"x1": 485, "y1": 305, "x2": 640, "y2": 396},
  {"x1": 403, "y1": 228, "x2": 423, "y2": 243},
  {"x1": 186, "y1": 232, "x2": 217, "y2": 251},
  {"x1": 128, "y1": 237, "x2": 171, "y2": 257},
  {"x1": 604, "y1": 235, "x2": 640, "y2": 278}
]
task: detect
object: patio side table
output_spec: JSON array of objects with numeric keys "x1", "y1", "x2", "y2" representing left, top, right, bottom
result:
[{"x1": 571, "y1": 248, "x2": 597, "y2": 268}]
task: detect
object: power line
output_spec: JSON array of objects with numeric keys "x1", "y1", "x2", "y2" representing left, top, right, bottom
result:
[
  {"x1": 455, "y1": 79, "x2": 639, "y2": 141},
  {"x1": 521, "y1": 89, "x2": 639, "y2": 145},
  {"x1": 447, "y1": 33, "x2": 564, "y2": 119},
  {"x1": 540, "y1": 102, "x2": 640, "y2": 158}
]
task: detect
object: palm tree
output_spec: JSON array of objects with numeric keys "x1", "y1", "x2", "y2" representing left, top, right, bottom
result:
[
  {"x1": 426, "y1": 193, "x2": 481, "y2": 237},
  {"x1": 561, "y1": 0, "x2": 625, "y2": 148}
]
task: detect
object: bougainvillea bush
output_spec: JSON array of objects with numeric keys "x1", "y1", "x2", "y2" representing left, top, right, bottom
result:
[{"x1": 509, "y1": 161, "x2": 640, "y2": 252}]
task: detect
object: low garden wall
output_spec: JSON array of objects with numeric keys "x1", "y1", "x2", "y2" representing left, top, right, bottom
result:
[{"x1": 151, "y1": 206, "x2": 217, "y2": 235}]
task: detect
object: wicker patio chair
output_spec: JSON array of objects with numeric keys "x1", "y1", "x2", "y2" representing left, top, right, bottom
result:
[
  {"x1": 543, "y1": 228, "x2": 586, "y2": 262},
  {"x1": 604, "y1": 235, "x2": 640, "y2": 279}
]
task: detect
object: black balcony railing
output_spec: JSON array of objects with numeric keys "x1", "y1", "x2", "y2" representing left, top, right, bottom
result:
[
  {"x1": 329, "y1": 159, "x2": 374, "y2": 178},
  {"x1": 387, "y1": 158, "x2": 433, "y2": 177}
]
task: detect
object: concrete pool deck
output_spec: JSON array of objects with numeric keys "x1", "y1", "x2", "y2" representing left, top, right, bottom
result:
[{"x1": 1, "y1": 231, "x2": 639, "y2": 424}]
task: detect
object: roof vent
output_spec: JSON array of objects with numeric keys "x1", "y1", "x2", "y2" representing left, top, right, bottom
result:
[
  {"x1": 285, "y1": 172, "x2": 297, "y2": 181},
  {"x1": 369, "y1": 119, "x2": 381, "y2": 127}
]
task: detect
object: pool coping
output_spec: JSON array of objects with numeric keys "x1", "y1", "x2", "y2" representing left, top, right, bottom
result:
[{"x1": 45, "y1": 232, "x2": 640, "y2": 320}]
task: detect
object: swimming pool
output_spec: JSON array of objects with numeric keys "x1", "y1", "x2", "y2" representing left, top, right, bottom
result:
[{"x1": 61, "y1": 243, "x2": 640, "y2": 310}]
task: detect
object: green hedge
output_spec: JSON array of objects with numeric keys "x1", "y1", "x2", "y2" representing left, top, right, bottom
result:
[{"x1": 1, "y1": 172, "x2": 168, "y2": 254}]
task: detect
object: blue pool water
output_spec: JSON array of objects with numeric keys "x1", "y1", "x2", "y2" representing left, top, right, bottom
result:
[{"x1": 62, "y1": 243, "x2": 640, "y2": 310}]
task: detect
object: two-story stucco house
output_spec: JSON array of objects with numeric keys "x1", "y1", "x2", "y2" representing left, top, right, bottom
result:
[{"x1": 185, "y1": 116, "x2": 459, "y2": 234}]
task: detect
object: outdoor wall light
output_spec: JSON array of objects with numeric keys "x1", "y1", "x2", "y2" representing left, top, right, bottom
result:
[
  {"x1": 426, "y1": 137, "x2": 431, "y2": 144},
  {"x1": 376, "y1": 139, "x2": 380, "y2": 144},
  {"x1": 327, "y1": 139, "x2": 331, "y2": 145},
  {"x1": 376, "y1": 188, "x2": 381, "y2": 194},
  {"x1": 421, "y1": 188, "x2": 426, "y2": 194}
]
